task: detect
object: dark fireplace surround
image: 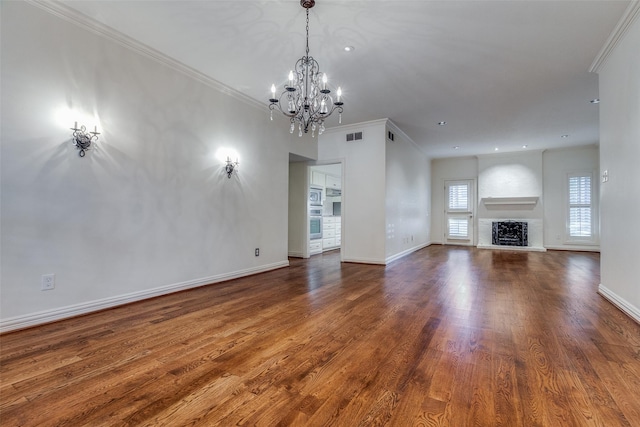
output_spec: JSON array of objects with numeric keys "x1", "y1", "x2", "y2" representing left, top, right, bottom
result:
[{"x1": 492, "y1": 221, "x2": 528, "y2": 247}]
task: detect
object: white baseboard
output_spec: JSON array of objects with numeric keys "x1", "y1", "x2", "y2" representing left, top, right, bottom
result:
[
  {"x1": 341, "y1": 257, "x2": 387, "y2": 265},
  {"x1": 287, "y1": 251, "x2": 305, "y2": 258},
  {"x1": 477, "y1": 244, "x2": 547, "y2": 252},
  {"x1": 544, "y1": 245, "x2": 600, "y2": 252},
  {"x1": 0, "y1": 261, "x2": 289, "y2": 334},
  {"x1": 598, "y1": 284, "x2": 640, "y2": 324},
  {"x1": 385, "y1": 242, "x2": 432, "y2": 264}
]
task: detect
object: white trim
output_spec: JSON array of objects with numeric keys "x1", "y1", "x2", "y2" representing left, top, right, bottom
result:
[
  {"x1": 323, "y1": 118, "x2": 389, "y2": 135},
  {"x1": 544, "y1": 245, "x2": 599, "y2": 252},
  {"x1": 0, "y1": 261, "x2": 289, "y2": 334},
  {"x1": 590, "y1": 1, "x2": 640, "y2": 73},
  {"x1": 385, "y1": 119, "x2": 431, "y2": 158},
  {"x1": 477, "y1": 244, "x2": 547, "y2": 253},
  {"x1": 598, "y1": 284, "x2": 640, "y2": 324},
  {"x1": 482, "y1": 196, "x2": 539, "y2": 207},
  {"x1": 288, "y1": 251, "x2": 305, "y2": 258},
  {"x1": 385, "y1": 243, "x2": 432, "y2": 264},
  {"x1": 341, "y1": 257, "x2": 387, "y2": 265},
  {"x1": 26, "y1": 0, "x2": 263, "y2": 111}
]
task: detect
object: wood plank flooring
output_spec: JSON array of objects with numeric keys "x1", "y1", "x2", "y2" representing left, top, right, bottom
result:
[{"x1": 1, "y1": 246, "x2": 639, "y2": 426}]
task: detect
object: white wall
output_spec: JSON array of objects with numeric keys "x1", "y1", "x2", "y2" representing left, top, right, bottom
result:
[
  {"x1": 477, "y1": 151, "x2": 544, "y2": 250},
  {"x1": 288, "y1": 162, "x2": 309, "y2": 258},
  {"x1": 384, "y1": 122, "x2": 431, "y2": 262},
  {"x1": 543, "y1": 146, "x2": 600, "y2": 250},
  {"x1": 0, "y1": 2, "x2": 312, "y2": 331},
  {"x1": 431, "y1": 147, "x2": 600, "y2": 252},
  {"x1": 431, "y1": 157, "x2": 478, "y2": 244},
  {"x1": 595, "y1": 4, "x2": 640, "y2": 322},
  {"x1": 318, "y1": 120, "x2": 387, "y2": 263}
]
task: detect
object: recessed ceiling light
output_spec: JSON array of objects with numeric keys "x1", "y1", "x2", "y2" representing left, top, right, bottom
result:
[
  {"x1": 344, "y1": 46, "x2": 355, "y2": 52},
  {"x1": 522, "y1": 144, "x2": 528, "y2": 148},
  {"x1": 561, "y1": 134, "x2": 569, "y2": 138},
  {"x1": 494, "y1": 147, "x2": 499, "y2": 151},
  {"x1": 590, "y1": 98, "x2": 600, "y2": 104},
  {"x1": 453, "y1": 145, "x2": 460, "y2": 150},
  {"x1": 438, "y1": 121, "x2": 447, "y2": 126}
]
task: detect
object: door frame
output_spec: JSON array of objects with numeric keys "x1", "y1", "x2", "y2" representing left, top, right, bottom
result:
[{"x1": 443, "y1": 179, "x2": 476, "y2": 246}]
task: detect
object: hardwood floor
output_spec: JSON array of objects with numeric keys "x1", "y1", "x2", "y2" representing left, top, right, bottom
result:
[{"x1": 1, "y1": 246, "x2": 639, "y2": 426}]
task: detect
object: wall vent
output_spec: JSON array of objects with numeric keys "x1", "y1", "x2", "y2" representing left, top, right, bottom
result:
[
  {"x1": 346, "y1": 131, "x2": 363, "y2": 142},
  {"x1": 388, "y1": 131, "x2": 395, "y2": 141}
]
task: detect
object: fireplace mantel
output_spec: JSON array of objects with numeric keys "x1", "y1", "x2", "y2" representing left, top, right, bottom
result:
[{"x1": 481, "y1": 196, "x2": 539, "y2": 208}]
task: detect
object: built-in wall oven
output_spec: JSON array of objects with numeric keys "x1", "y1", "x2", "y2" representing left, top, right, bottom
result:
[
  {"x1": 310, "y1": 215, "x2": 322, "y2": 240},
  {"x1": 309, "y1": 187, "x2": 323, "y2": 240},
  {"x1": 309, "y1": 187, "x2": 322, "y2": 206}
]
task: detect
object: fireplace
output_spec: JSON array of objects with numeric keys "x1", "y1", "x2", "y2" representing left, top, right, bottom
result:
[{"x1": 492, "y1": 221, "x2": 528, "y2": 246}]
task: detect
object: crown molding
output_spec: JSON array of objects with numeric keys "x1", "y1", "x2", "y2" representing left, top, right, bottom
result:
[
  {"x1": 589, "y1": 1, "x2": 640, "y2": 73},
  {"x1": 385, "y1": 119, "x2": 430, "y2": 158},
  {"x1": 26, "y1": 0, "x2": 265, "y2": 111}
]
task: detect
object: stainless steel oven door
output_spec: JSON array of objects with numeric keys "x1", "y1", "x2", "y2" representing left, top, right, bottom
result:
[{"x1": 310, "y1": 216, "x2": 322, "y2": 240}]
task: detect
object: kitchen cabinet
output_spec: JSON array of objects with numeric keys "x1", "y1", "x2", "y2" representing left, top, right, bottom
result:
[
  {"x1": 310, "y1": 240, "x2": 322, "y2": 255},
  {"x1": 311, "y1": 171, "x2": 325, "y2": 187},
  {"x1": 322, "y1": 216, "x2": 341, "y2": 251},
  {"x1": 325, "y1": 174, "x2": 341, "y2": 190}
]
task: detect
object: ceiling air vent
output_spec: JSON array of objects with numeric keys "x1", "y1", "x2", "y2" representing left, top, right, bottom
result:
[{"x1": 346, "y1": 131, "x2": 363, "y2": 142}]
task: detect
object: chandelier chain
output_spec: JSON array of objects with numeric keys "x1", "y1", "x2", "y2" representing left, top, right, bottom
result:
[{"x1": 306, "y1": 9, "x2": 310, "y2": 58}]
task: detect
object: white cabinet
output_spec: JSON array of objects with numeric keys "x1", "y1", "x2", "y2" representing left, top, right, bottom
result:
[
  {"x1": 322, "y1": 216, "x2": 341, "y2": 250},
  {"x1": 325, "y1": 174, "x2": 341, "y2": 190},
  {"x1": 323, "y1": 237, "x2": 336, "y2": 248},
  {"x1": 311, "y1": 216, "x2": 342, "y2": 254},
  {"x1": 310, "y1": 240, "x2": 322, "y2": 255},
  {"x1": 311, "y1": 171, "x2": 325, "y2": 187}
]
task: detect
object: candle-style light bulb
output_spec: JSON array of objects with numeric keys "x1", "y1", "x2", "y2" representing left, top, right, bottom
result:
[
  {"x1": 337, "y1": 87, "x2": 342, "y2": 102},
  {"x1": 270, "y1": 84, "x2": 276, "y2": 98},
  {"x1": 288, "y1": 70, "x2": 294, "y2": 87},
  {"x1": 322, "y1": 74, "x2": 327, "y2": 89}
]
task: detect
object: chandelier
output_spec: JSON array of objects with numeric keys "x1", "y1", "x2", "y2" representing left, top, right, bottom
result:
[{"x1": 269, "y1": 0, "x2": 343, "y2": 137}]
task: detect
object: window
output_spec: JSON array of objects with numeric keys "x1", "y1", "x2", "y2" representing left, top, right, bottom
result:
[
  {"x1": 568, "y1": 173, "x2": 592, "y2": 240},
  {"x1": 445, "y1": 182, "x2": 472, "y2": 241},
  {"x1": 448, "y1": 184, "x2": 469, "y2": 211},
  {"x1": 448, "y1": 218, "x2": 469, "y2": 238}
]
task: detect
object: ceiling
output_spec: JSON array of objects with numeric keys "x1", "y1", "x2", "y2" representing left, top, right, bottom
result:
[{"x1": 59, "y1": 0, "x2": 630, "y2": 158}]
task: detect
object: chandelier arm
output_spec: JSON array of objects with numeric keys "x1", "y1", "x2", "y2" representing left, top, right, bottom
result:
[{"x1": 270, "y1": 95, "x2": 298, "y2": 118}]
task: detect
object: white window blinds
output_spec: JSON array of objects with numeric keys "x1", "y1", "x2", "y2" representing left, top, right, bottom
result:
[
  {"x1": 448, "y1": 218, "x2": 469, "y2": 238},
  {"x1": 568, "y1": 174, "x2": 592, "y2": 237},
  {"x1": 448, "y1": 184, "x2": 469, "y2": 210}
]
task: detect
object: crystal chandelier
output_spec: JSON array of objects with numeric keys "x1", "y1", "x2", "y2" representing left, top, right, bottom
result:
[{"x1": 269, "y1": 0, "x2": 343, "y2": 137}]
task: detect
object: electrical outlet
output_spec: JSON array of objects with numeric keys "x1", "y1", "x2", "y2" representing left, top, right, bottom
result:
[
  {"x1": 255, "y1": 248, "x2": 260, "y2": 257},
  {"x1": 41, "y1": 274, "x2": 55, "y2": 291}
]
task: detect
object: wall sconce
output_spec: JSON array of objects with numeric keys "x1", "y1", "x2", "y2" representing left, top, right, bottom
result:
[
  {"x1": 71, "y1": 122, "x2": 100, "y2": 157},
  {"x1": 225, "y1": 157, "x2": 239, "y2": 178}
]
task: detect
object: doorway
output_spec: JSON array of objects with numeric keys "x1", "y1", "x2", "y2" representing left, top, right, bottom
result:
[
  {"x1": 444, "y1": 179, "x2": 475, "y2": 246},
  {"x1": 310, "y1": 163, "x2": 343, "y2": 259}
]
